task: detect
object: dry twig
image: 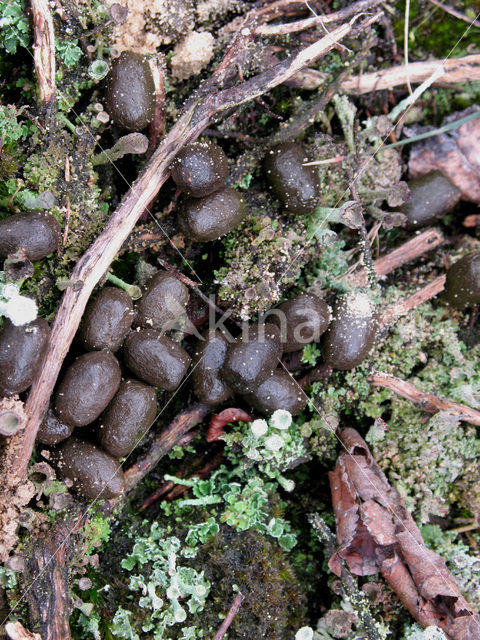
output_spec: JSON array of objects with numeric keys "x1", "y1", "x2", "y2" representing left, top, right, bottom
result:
[
  {"x1": 341, "y1": 54, "x2": 480, "y2": 94},
  {"x1": 254, "y1": 0, "x2": 384, "y2": 35},
  {"x1": 347, "y1": 228, "x2": 445, "y2": 288},
  {"x1": 367, "y1": 369, "x2": 480, "y2": 426},
  {"x1": 212, "y1": 592, "x2": 245, "y2": 640},
  {"x1": 123, "y1": 404, "x2": 211, "y2": 492},
  {"x1": 30, "y1": 0, "x2": 56, "y2": 109},
  {"x1": 427, "y1": 0, "x2": 480, "y2": 28},
  {"x1": 379, "y1": 274, "x2": 446, "y2": 323}
]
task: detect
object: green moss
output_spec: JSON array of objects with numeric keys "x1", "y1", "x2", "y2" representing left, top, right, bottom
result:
[{"x1": 393, "y1": 0, "x2": 480, "y2": 58}]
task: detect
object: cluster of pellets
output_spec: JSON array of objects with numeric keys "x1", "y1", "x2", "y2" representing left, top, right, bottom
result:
[{"x1": 0, "y1": 52, "x2": 478, "y2": 501}]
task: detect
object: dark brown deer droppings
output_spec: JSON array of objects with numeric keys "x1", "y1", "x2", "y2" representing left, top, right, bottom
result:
[
  {"x1": 105, "y1": 51, "x2": 155, "y2": 131},
  {"x1": 54, "y1": 351, "x2": 121, "y2": 427},
  {"x1": 443, "y1": 251, "x2": 480, "y2": 309},
  {"x1": 98, "y1": 379, "x2": 158, "y2": 458},
  {"x1": 135, "y1": 270, "x2": 190, "y2": 331},
  {"x1": 0, "y1": 319, "x2": 50, "y2": 396},
  {"x1": 270, "y1": 293, "x2": 330, "y2": 353},
  {"x1": 177, "y1": 187, "x2": 246, "y2": 242},
  {"x1": 322, "y1": 293, "x2": 377, "y2": 370},
  {"x1": 222, "y1": 323, "x2": 282, "y2": 394},
  {"x1": 171, "y1": 140, "x2": 229, "y2": 198},
  {"x1": 123, "y1": 328, "x2": 191, "y2": 390},
  {"x1": 77, "y1": 287, "x2": 134, "y2": 352},
  {"x1": 398, "y1": 171, "x2": 461, "y2": 227},
  {"x1": 245, "y1": 369, "x2": 307, "y2": 416},
  {"x1": 37, "y1": 405, "x2": 74, "y2": 446},
  {"x1": 55, "y1": 437, "x2": 125, "y2": 499},
  {"x1": 0, "y1": 212, "x2": 61, "y2": 261},
  {"x1": 264, "y1": 142, "x2": 320, "y2": 214},
  {"x1": 192, "y1": 330, "x2": 232, "y2": 405}
]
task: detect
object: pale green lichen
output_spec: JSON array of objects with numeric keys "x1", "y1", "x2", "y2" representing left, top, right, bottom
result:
[
  {"x1": 399, "y1": 624, "x2": 448, "y2": 640},
  {"x1": 308, "y1": 294, "x2": 480, "y2": 522},
  {"x1": 112, "y1": 523, "x2": 210, "y2": 639},
  {"x1": 367, "y1": 411, "x2": 480, "y2": 522}
]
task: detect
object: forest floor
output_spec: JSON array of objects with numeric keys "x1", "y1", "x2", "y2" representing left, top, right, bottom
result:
[{"x1": 1, "y1": 0, "x2": 480, "y2": 639}]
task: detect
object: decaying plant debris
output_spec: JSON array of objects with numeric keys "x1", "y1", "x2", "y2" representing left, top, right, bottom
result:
[{"x1": 1, "y1": 0, "x2": 480, "y2": 639}]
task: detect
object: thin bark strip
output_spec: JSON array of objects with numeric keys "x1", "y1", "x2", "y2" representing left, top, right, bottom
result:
[
  {"x1": 380, "y1": 274, "x2": 446, "y2": 323},
  {"x1": 329, "y1": 428, "x2": 480, "y2": 640},
  {"x1": 347, "y1": 228, "x2": 445, "y2": 287},
  {"x1": 31, "y1": 0, "x2": 56, "y2": 106},
  {"x1": 123, "y1": 404, "x2": 211, "y2": 491},
  {"x1": 367, "y1": 369, "x2": 480, "y2": 426},
  {"x1": 18, "y1": 15, "x2": 376, "y2": 484},
  {"x1": 341, "y1": 54, "x2": 480, "y2": 94}
]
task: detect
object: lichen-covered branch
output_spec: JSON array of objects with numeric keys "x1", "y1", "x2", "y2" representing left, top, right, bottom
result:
[
  {"x1": 30, "y1": 0, "x2": 56, "y2": 108},
  {"x1": 23, "y1": 514, "x2": 85, "y2": 640},
  {"x1": 367, "y1": 369, "x2": 480, "y2": 426}
]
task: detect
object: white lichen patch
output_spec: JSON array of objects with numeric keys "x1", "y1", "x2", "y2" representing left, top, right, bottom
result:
[
  {"x1": 170, "y1": 31, "x2": 215, "y2": 81},
  {"x1": 107, "y1": 0, "x2": 195, "y2": 54}
]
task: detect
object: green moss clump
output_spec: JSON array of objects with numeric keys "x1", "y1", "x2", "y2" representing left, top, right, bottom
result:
[{"x1": 199, "y1": 527, "x2": 306, "y2": 640}]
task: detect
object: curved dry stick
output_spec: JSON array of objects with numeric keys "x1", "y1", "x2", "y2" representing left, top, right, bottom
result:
[
  {"x1": 31, "y1": 0, "x2": 56, "y2": 106},
  {"x1": 367, "y1": 370, "x2": 480, "y2": 426},
  {"x1": 15, "y1": 18, "x2": 372, "y2": 484}
]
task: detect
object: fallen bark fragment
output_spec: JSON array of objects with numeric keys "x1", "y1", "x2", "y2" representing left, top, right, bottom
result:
[
  {"x1": 408, "y1": 107, "x2": 480, "y2": 204},
  {"x1": 206, "y1": 408, "x2": 252, "y2": 442},
  {"x1": 328, "y1": 428, "x2": 480, "y2": 640},
  {"x1": 367, "y1": 370, "x2": 480, "y2": 426}
]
